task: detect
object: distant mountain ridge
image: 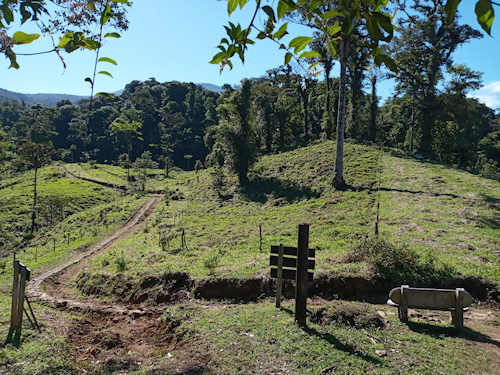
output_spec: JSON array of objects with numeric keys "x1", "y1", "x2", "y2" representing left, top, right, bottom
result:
[
  {"x1": 0, "y1": 82, "x2": 222, "y2": 107},
  {"x1": 199, "y1": 83, "x2": 223, "y2": 93},
  {"x1": 0, "y1": 88, "x2": 88, "y2": 106}
]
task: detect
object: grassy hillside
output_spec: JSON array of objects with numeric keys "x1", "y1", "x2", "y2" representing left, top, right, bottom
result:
[
  {"x1": 81, "y1": 141, "x2": 499, "y2": 285},
  {"x1": 0, "y1": 166, "x2": 125, "y2": 255},
  {"x1": 0, "y1": 172, "x2": 148, "y2": 373},
  {"x1": 62, "y1": 162, "x2": 182, "y2": 192},
  {"x1": 0, "y1": 141, "x2": 498, "y2": 374}
]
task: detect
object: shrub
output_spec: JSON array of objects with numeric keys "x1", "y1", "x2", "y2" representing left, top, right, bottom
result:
[
  {"x1": 211, "y1": 167, "x2": 225, "y2": 195},
  {"x1": 204, "y1": 250, "x2": 226, "y2": 274},
  {"x1": 346, "y1": 236, "x2": 456, "y2": 285},
  {"x1": 479, "y1": 158, "x2": 500, "y2": 181},
  {"x1": 114, "y1": 252, "x2": 126, "y2": 272}
]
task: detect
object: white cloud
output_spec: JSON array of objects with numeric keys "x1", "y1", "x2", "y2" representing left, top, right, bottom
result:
[{"x1": 469, "y1": 81, "x2": 500, "y2": 109}]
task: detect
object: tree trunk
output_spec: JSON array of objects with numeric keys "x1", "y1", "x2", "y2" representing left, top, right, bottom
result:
[
  {"x1": 420, "y1": 54, "x2": 440, "y2": 156},
  {"x1": 299, "y1": 83, "x2": 310, "y2": 143},
  {"x1": 333, "y1": 39, "x2": 348, "y2": 189},
  {"x1": 31, "y1": 166, "x2": 38, "y2": 235},
  {"x1": 410, "y1": 89, "x2": 416, "y2": 153},
  {"x1": 420, "y1": 92, "x2": 435, "y2": 155},
  {"x1": 369, "y1": 75, "x2": 378, "y2": 142},
  {"x1": 323, "y1": 63, "x2": 333, "y2": 139}
]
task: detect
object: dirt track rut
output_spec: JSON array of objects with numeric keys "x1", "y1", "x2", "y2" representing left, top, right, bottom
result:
[{"x1": 27, "y1": 195, "x2": 161, "y2": 316}]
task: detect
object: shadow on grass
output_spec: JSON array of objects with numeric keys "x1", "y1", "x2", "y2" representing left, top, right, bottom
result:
[
  {"x1": 407, "y1": 321, "x2": 500, "y2": 348},
  {"x1": 480, "y1": 194, "x2": 500, "y2": 204},
  {"x1": 241, "y1": 176, "x2": 320, "y2": 203},
  {"x1": 349, "y1": 183, "x2": 463, "y2": 199},
  {"x1": 279, "y1": 307, "x2": 382, "y2": 365},
  {"x1": 473, "y1": 214, "x2": 500, "y2": 229},
  {"x1": 303, "y1": 326, "x2": 383, "y2": 365}
]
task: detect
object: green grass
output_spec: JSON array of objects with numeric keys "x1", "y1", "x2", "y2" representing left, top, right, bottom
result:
[
  {"x1": 62, "y1": 162, "x2": 184, "y2": 192},
  {"x1": 85, "y1": 141, "x2": 499, "y2": 283},
  {"x1": 87, "y1": 142, "x2": 381, "y2": 279},
  {"x1": 0, "y1": 306, "x2": 77, "y2": 374},
  {"x1": 0, "y1": 141, "x2": 498, "y2": 374},
  {"x1": 0, "y1": 168, "x2": 147, "y2": 373},
  {"x1": 0, "y1": 165, "x2": 123, "y2": 255},
  {"x1": 0, "y1": 193, "x2": 147, "y2": 374},
  {"x1": 380, "y1": 153, "x2": 500, "y2": 280},
  {"x1": 143, "y1": 300, "x2": 496, "y2": 374}
]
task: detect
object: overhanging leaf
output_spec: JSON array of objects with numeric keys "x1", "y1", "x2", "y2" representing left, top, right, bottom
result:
[
  {"x1": 273, "y1": 23, "x2": 288, "y2": 39},
  {"x1": 96, "y1": 92, "x2": 114, "y2": 98},
  {"x1": 444, "y1": 0, "x2": 462, "y2": 22},
  {"x1": 104, "y1": 32, "x2": 121, "y2": 38},
  {"x1": 228, "y1": 0, "x2": 238, "y2": 15},
  {"x1": 98, "y1": 57, "x2": 118, "y2": 65},
  {"x1": 299, "y1": 50, "x2": 321, "y2": 59},
  {"x1": 475, "y1": 0, "x2": 495, "y2": 35},
  {"x1": 12, "y1": 32, "x2": 40, "y2": 45},
  {"x1": 1, "y1": 4, "x2": 14, "y2": 24},
  {"x1": 98, "y1": 70, "x2": 113, "y2": 78},
  {"x1": 289, "y1": 36, "x2": 313, "y2": 53}
]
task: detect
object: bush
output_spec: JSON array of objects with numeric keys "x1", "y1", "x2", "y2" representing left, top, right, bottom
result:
[
  {"x1": 346, "y1": 236, "x2": 456, "y2": 285},
  {"x1": 114, "y1": 252, "x2": 126, "y2": 272},
  {"x1": 211, "y1": 167, "x2": 225, "y2": 195},
  {"x1": 204, "y1": 250, "x2": 226, "y2": 274},
  {"x1": 478, "y1": 158, "x2": 500, "y2": 181}
]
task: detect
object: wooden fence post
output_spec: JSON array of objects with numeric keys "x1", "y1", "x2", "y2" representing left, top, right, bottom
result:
[
  {"x1": 6, "y1": 259, "x2": 20, "y2": 346},
  {"x1": 6, "y1": 260, "x2": 32, "y2": 347},
  {"x1": 276, "y1": 244, "x2": 284, "y2": 308},
  {"x1": 13, "y1": 268, "x2": 28, "y2": 346},
  {"x1": 295, "y1": 224, "x2": 309, "y2": 327},
  {"x1": 259, "y1": 224, "x2": 263, "y2": 253}
]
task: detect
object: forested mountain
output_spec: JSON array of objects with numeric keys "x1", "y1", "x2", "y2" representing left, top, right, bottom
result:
[
  {"x1": 0, "y1": 83, "x2": 222, "y2": 107},
  {"x1": 1, "y1": 71, "x2": 499, "y2": 181},
  {"x1": 0, "y1": 88, "x2": 87, "y2": 107}
]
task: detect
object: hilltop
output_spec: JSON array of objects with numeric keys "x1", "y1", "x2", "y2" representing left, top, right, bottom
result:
[{"x1": 74, "y1": 141, "x2": 499, "y2": 293}]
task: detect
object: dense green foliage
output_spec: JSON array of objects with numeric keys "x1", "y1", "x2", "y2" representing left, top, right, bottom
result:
[{"x1": 0, "y1": 80, "x2": 219, "y2": 170}]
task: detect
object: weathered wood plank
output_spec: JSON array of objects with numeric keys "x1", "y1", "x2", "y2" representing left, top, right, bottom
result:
[
  {"x1": 270, "y1": 256, "x2": 315, "y2": 270},
  {"x1": 270, "y1": 245, "x2": 315, "y2": 258}
]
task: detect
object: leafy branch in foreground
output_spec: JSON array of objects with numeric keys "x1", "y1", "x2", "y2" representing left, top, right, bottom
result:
[{"x1": 1, "y1": 0, "x2": 129, "y2": 97}]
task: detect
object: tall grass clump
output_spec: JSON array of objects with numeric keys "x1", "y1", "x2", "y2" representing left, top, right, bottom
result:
[{"x1": 346, "y1": 236, "x2": 456, "y2": 285}]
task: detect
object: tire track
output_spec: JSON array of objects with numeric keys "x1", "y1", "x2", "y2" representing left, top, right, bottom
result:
[{"x1": 27, "y1": 195, "x2": 161, "y2": 316}]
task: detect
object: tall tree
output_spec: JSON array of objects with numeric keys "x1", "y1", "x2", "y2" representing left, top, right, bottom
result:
[
  {"x1": 211, "y1": 79, "x2": 256, "y2": 185},
  {"x1": 17, "y1": 105, "x2": 55, "y2": 235},
  {"x1": 392, "y1": 0, "x2": 482, "y2": 155},
  {"x1": 213, "y1": 0, "x2": 397, "y2": 189},
  {"x1": 133, "y1": 151, "x2": 158, "y2": 191}
]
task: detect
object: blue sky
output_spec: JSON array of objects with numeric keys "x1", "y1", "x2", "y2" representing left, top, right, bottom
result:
[{"x1": 1, "y1": 0, "x2": 499, "y2": 108}]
